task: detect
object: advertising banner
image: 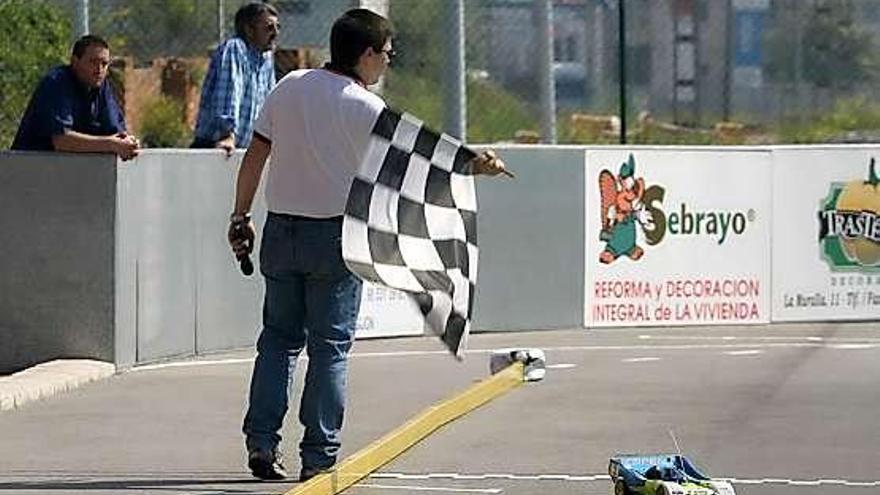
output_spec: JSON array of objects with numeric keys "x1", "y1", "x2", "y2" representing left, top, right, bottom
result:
[
  {"x1": 584, "y1": 149, "x2": 772, "y2": 327},
  {"x1": 772, "y1": 147, "x2": 880, "y2": 321},
  {"x1": 356, "y1": 283, "x2": 425, "y2": 338}
]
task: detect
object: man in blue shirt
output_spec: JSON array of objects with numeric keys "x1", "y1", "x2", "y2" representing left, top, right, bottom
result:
[
  {"x1": 192, "y1": 2, "x2": 279, "y2": 155},
  {"x1": 12, "y1": 35, "x2": 140, "y2": 161}
]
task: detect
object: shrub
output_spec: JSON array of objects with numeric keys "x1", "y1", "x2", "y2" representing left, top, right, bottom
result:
[
  {"x1": 383, "y1": 70, "x2": 538, "y2": 143},
  {"x1": 139, "y1": 96, "x2": 191, "y2": 147},
  {"x1": 778, "y1": 96, "x2": 880, "y2": 143},
  {"x1": 0, "y1": 1, "x2": 71, "y2": 148}
]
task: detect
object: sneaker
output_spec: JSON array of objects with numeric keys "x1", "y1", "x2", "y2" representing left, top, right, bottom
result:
[
  {"x1": 248, "y1": 449, "x2": 288, "y2": 480},
  {"x1": 299, "y1": 466, "x2": 331, "y2": 482}
]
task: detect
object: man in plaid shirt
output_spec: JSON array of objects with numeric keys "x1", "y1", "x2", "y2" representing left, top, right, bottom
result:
[{"x1": 192, "y1": 3, "x2": 278, "y2": 155}]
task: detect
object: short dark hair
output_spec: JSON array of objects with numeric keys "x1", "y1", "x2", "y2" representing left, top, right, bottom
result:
[
  {"x1": 235, "y1": 2, "x2": 279, "y2": 39},
  {"x1": 72, "y1": 34, "x2": 109, "y2": 58},
  {"x1": 330, "y1": 9, "x2": 394, "y2": 70}
]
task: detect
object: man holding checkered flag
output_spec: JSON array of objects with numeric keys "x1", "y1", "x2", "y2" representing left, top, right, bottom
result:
[{"x1": 227, "y1": 8, "x2": 507, "y2": 483}]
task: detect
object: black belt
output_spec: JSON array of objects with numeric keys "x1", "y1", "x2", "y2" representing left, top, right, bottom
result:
[{"x1": 268, "y1": 211, "x2": 343, "y2": 223}]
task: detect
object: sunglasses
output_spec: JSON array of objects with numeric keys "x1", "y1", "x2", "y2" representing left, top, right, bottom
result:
[{"x1": 380, "y1": 48, "x2": 396, "y2": 60}]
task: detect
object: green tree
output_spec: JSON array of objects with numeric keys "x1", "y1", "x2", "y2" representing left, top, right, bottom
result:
[
  {"x1": 90, "y1": 0, "x2": 218, "y2": 63},
  {"x1": 766, "y1": 0, "x2": 876, "y2": 89},
  {"x1": 139, "y1": 96, "x2": 192, "y2": 147},
  {"x1": 802, "y1": 0, "x2": 876, "y2": 88},
  {"x1": 385, "y1": 0, "x2": 539, "y2": 142},
  {"x1": 0, "y1": 0, "x2": 71, "y2": 148},
  {"x1": 388, "y1": 0, "x2": 491, "y2": 80},
  {"x1": 384, "y1": 70, "x2": 538, "y2": 143},
  {"x1": 389, "y1": 0, "x2": 444, "y2": 80}
]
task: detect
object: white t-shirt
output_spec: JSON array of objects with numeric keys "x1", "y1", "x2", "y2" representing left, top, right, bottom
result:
[{"x1": 254, "y1": 69, "x2": 386, "y2": 217}]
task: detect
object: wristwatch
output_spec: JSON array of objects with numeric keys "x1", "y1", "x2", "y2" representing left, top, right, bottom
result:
[{"x1": 230, "y1": 212, "x2": 251, "y2": 224}]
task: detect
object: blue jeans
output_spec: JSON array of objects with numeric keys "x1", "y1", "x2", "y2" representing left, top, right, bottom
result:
[{"x1": 243, "y1": 212, "x2": 362, "y2": 470}]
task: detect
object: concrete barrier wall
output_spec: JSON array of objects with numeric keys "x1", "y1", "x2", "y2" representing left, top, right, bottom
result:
[
  {"x1": 473, "y1": 146, "x2": 586, "y2": 330},
  {"x1": 0, "y1": 150, "x2": 264, "y2": 372},
  {"x1": 114, "y1": 151, "x2": 267, "y2": 364},
  {"x1": 1, "y1": 147, "x2": 587, "y2": 371},
  {"x1": 0, "y1": 152, "x2": 118, "y2": 374},
  {"x1": 3, "y1": 145, "x2": 877, "y2": 372}
]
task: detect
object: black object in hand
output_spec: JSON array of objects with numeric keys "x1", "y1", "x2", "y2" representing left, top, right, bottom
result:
[
  {"x1": 232, "y1": 222, "x2": 254, "y2": 276},
  {"x1": 239, "y1": 255, "x2": 254, "y2": 276}
]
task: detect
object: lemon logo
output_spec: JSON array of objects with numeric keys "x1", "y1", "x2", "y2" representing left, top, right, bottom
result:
[{"x1": 818, "y1": 158, "x2": 880, "y2": 270}]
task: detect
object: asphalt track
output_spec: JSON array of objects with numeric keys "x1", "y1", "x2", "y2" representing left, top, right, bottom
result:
[{"x1": 1, "y1": 323, "x2": 879, "y2": 495}]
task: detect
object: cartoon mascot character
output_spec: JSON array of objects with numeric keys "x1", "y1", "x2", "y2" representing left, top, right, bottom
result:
[{"x1": 598, "y1": 154, "x2": 654, "y2": 264}]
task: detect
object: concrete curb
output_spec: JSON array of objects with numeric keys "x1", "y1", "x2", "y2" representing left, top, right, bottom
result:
[{"x1": 0, "y1": 360, "x2": 116, "y2": 411}]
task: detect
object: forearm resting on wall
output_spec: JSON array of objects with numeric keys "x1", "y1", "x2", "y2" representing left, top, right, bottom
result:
[{"x1": 52, "y1": 130, "x2": 119, "y2": 154}]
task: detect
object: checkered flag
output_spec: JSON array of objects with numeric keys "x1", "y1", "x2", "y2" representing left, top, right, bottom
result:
[{"x1": 343, "y1": 109, "x2": 478, "y2": 357}]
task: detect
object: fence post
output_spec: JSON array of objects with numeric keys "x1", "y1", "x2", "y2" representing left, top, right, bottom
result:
[
  {"x1": 217, "y1": 0, "x2": 225, "y2": 43},
  {"x1": 723, "y1": 0, "x2": 733, "y2": 121},
  {"x1": 591, "y1": 3, "x2": 609, "y2": 110},
  {"x1": 444, "y1": 0, "x2": 466, "y2": 141},
  {"x1": 74, "y1": 0, "x2": 89, "y2": 38},
  {"x1": 536, "y1": 0, "x2": 557, "y2": 144},
  {"x1": 618, "y1": 0, "x2": 627, "y2": 143}
]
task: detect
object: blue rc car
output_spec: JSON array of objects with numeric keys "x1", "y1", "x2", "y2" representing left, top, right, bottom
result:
[{"x1": 608, "y1": 454, "x2": 736, "y2": 495}]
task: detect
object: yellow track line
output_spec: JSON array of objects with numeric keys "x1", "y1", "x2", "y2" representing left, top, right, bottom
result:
[{"x1": 283, "y1": 361, "x2": 526, "y2": 495}]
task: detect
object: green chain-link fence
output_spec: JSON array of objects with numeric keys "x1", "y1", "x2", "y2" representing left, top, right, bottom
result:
[{"x1": 2, "y1": 0, "x2": 880, "y2": 148}]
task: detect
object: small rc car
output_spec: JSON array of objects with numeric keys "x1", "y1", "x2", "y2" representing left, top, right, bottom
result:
[{"x1": 608, "y1": 454, "x2": 736, "y2": 495}]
